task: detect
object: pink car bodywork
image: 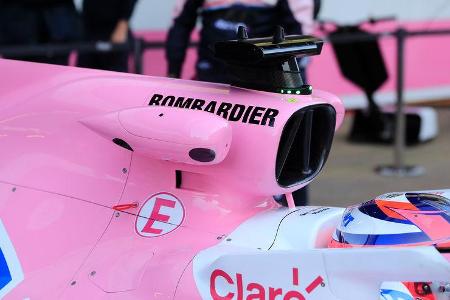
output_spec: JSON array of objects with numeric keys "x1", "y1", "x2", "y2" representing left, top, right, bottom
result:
[
  {"x1": 0, "y1": 59, "x2": 448, "y2": 300},
  {"x1": 0, "y1": 59, "x2": 344, "y2": 299}
]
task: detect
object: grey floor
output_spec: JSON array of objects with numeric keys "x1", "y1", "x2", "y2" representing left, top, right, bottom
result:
[{"x1": 310, "y1": 108, "x2": 450, "y2": 208}]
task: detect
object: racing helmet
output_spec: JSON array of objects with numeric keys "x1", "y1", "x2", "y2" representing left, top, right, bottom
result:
[
  {"x1": 329, "y1": 191, "x2": 450, "y2": 300},
  {"x1": 329, "y1": 191, "x2": 450, "y2": 249}
]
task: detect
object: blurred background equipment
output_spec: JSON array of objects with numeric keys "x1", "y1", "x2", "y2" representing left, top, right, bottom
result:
[
  {"x1": 326, "y1": 18, "x2": 390, "y2": 144},
  {"x1": 325, "y1": 17, "x2": 438, "y2": 147}
]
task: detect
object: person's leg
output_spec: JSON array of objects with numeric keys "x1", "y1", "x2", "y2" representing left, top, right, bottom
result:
[
  {"x1": 100, "y1": 51, "x2": 129, "y2": 72},
  {"x1": 77, "y1": 52, "x2": 100, "y2": 69}
]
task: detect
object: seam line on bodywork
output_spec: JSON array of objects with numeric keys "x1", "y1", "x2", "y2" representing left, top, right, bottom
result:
[{"x1": 268, "y1": 208, "x2": 303, "y2": 250}]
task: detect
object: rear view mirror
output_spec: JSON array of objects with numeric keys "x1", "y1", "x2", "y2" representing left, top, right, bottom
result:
[{"x1": 81, "y1": 106, "x2": 232, "y2": 165}]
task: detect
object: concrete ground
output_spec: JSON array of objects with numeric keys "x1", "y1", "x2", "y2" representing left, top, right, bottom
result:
[{"x1": 309, "y1": 108, "x2": 450, "y2": 208}]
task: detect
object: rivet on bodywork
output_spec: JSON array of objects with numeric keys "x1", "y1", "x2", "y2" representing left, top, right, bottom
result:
[
  {"x1": 122, "y1": 168, "x2": 128, "y2": 174},
  {"x1": 12, "y1": 187, "x2": 16, "y2": 192},
  {"x1": 70, "y1": 281, "x2": 76, "y2": 286}
]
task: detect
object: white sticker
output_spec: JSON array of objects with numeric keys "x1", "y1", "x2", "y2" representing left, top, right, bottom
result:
[{"x1": 135, "y1": 193, "x2": 185, "y2": 237}]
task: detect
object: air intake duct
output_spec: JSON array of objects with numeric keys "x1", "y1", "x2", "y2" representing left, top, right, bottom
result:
[{"x1": 276, "y1": 104, "x2": 336, "y2": 187}]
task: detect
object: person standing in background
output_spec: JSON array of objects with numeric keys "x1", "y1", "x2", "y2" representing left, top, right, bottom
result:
[
  {"x1": 165, "y1": 0, "x2": 321, "y2": 205},
  {"x1": 0, "y1": 0, "x2": 80, "y2": 65},
  {"x1": 165, "y1": 0, "x2": 320, "y2": 82},
  {"x1": 77, "y1": 0, "x2": 136, "y2": 72}
]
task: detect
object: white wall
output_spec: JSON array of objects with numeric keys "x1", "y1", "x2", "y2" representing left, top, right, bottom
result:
[
  {"x1": 131, "y1": 0, "x2": 178, "y2": 30},
  {"x1": 319, "y1": 0, "x2": 450, "y2": 24},
  {"x1": 75, "y1": 0, "x2": 450, "y2": 31}
]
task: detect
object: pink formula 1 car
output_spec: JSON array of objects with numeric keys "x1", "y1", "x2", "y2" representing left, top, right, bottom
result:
[{"x1": 0, "y1": 31, "x2": 449, "y2": 300}]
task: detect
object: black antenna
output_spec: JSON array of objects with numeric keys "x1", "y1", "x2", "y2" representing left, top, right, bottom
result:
[
  {"x1": 273, "y1": 26, "x2": 285, "y2": 44},
  {"x1": 213, "y1": 31, "x2": 323, "y2": 93},
  {"x1": 237, "y1": 25, "x2": 248, "y2": 40}
]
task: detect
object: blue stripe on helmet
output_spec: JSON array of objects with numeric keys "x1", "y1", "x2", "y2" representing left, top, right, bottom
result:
[
  {"x1": 0, "y1": 248, "x2": 12, "y2": 290},
  {"x1": 335, "y1": 229, "x2": 431, "y2": 246}
]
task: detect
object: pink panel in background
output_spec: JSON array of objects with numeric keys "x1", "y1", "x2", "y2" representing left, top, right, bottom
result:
[{"x1": 135, "y1": 31, "x2": 198, "y2": 80}]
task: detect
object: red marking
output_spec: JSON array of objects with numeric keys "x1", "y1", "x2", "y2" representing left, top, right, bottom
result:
[
  {"x1": 437, "y1": 241, "x2": 450, "y2": 249},
  {"x1": 394, "y1": 209, "x2": 450, "y2": 241},
  {"x1": 284, "y1": 290, "x2": 306, "y2": 300},
  {"x1": 414, "y1": 282, "x2": 433, "y2": 296},
  {"x1": 292, "y1": 268, "x2": 299, "y2": 286},
  {"x1": 403, "y1": 282, "x2": 436, "y2": 300},
  {"x1": 305, "y1": 276, "x2": 324, "y2": 294},
  {"x1": 209, "y1": 268, "x2": 323, "y2": 299},
  {"x1": 269, "y1": 287, "x2": 283, "y2": 299},
  {"x1": 112, "y1": 202, "x2": 138, "y2": 211},
  {"x1": 210, "y1": 269, "x2": 234, "y2": 300},
  {"x1": 141, "y1": 198, "x2": 176, "y2": 234},
  {"x1": 246, "y1": 283, "x2": 265, "y2": 298},
  {"x1": 236, "y1": 273, "x2": 243, "y2": 300},
  {"x1": 375, "y1": 200, "x2": 418, "y2": 220}
]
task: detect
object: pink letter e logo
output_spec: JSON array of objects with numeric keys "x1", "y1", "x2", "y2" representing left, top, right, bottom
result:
[{"x1": 135, "y1": 193, "x2": 185, "y2": 237}]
